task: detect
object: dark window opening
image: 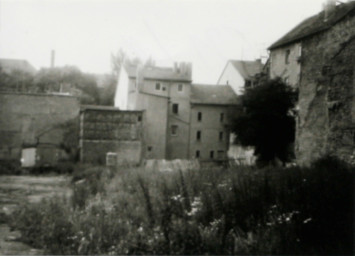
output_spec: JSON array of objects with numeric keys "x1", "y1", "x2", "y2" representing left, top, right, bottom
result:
[
  {"x1": 196, "y1": 150, "x2": 200, "y2": 158},
  {"x1": 219, "y1": 132, "x2": 223, "y2": 141},
  {"x1": 147, "y1": 146, "x2": 152, "y2": 152},
  {"x1": 196, "y1": 131, "x2": 201, "y2": 141},
  {"x1": 155, "y1": 83, "x2": 161, "y2": 90},
  {"x1": 285, "y1": 49, "x2": 290, "y2": 64},
  {"x1": 172, "y1": 104, "x2": 179, "y2": 114},
  {"x1": 220, "y1": 113, "x2": 224, "y2": 122},
  {"x1": 245, "y1": 80, "x2": 252, "y2": 88},
  {"x1": 198, "y1": 112, "x2": 202, "y2": 121},
  {"x1": 137, "y1": 115, "x2": 142, "y2": 122},
  {"x1": 171, "y1": 125, "x2": 178, "y2": 135},
  {"x1": 210, "y1": 151, "x2": 214, "y2": 159}
]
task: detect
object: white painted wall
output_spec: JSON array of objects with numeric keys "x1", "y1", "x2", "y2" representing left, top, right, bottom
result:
[
  {"x1": 217, "y1": 62, "x2": 245, "y2": 95},
  {"x1": 114, "y1": 67, "x2": 129, "y2": 110}
]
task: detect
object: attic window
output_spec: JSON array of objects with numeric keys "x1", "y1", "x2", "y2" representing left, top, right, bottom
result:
[{"x1": 285, "y1": 49, "x2": 291, "y2": 64}]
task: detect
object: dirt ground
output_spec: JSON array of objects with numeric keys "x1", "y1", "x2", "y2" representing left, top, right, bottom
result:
[{"x1": 0, "y1": 175, "x2": 71, "y2": 255}]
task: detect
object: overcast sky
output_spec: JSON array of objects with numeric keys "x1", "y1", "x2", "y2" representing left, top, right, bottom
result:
[{"x1": 0, "y1": 0, "x2": 326, "y2": 83}]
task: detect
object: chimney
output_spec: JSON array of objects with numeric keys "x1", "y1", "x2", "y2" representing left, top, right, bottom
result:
[
  {"x1": 50, "y1": 50, "x2": 55, "y2": 68},
  {"x1": 323, "y1": 0, "x2": 336, "y2": 22}
]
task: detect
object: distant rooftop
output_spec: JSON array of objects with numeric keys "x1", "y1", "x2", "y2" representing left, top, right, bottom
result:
[
  {"x1": 80, "y1": 104, "x2": 143, "y2": 112},
  {"x1": 268, "y1": 1, "x2": 355, "y2": 50},
  {"x1": 229, "y1": 60, "x2": 263, "y2": 80},
  {"x1": 0, "y1": 58, "x2": 37, "y2": 74},
  {"x1": 190, "y1": 84, "x2": 240, "y2": 105},
  {"x1": 124, "y1": 62, "x2": 192, "y2": 82}
]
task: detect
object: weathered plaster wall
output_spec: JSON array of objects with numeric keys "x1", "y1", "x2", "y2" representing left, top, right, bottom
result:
[
  {"x1": 166, "y1": 82, "x2": 191, "y2": 159},
  {"x1": 270, "y1": 42, "x2": 301, "y2": 88},
  {"x1": 80, "y1": 108, "x2": 143, "y2": 165},
  {"x1": 297, "y1": 11, "x2": 355, "y2": 165},
  {"x1": 0, "y1": 92, "x2": 79, "y2": 160},
  {"x1": 189, "y1": 105, "x2": 230, "y2": 160}
]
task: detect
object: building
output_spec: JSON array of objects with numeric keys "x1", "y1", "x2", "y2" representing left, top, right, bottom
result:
[
  {"x1": 115, "y1": 63, "x2": 240, "y2": 161},
  {"x1": 268, "y1": 0, "x2": 355, "y2": 165},
  {"x1": 189, "y1": 84, "x2": 240, "y2": 161},
  {"x1": 80, "y1": 105, "x2": 144, "y2": 165},
  {"x1": 217, "y1": 60, "x2": 263, "y2": 94}
]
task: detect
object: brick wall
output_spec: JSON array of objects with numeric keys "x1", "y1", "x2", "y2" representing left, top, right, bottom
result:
[{"x1": 80, "y1": 107, "x2": 144, "y2": 165}]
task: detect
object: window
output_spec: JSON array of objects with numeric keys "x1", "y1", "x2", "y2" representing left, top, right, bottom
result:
[
  {"x1": 171, "y1": 125, "x2": 178, "y2": 136},
  {"x1": 245, "y1": 80, "x2": 252, "y2": 88},
  {"x1": 172, "y1": 103, "x2": 179, "y2": 114},
  {"x1": 210, "y1": 151, "x2": 214, "y2": 159},
  {"x1": 197, "y1": 112, "x2": 202, "y2": 121},
  {"x1": 196, "y1": 131, "x2": 201, "y2": 141},
  {"x1": 147, "y1": 146, "x2": 152, "y2": 152},
  {"x1": 178, "y1": 84, "x2": 183, "y2": 92},
  {"x1": 137, "y1": 115, "x2": 142, "y2": 122},
  {"x1": 217, "y1": 150, "x2": 224, "y2": 159},
  {"x1": 155, "y1": 83, "x2": 161, "y2": 90},
  {"x1": 195, "y1": 150, "x2": 200, "y2": 158},
  {"x1": 285, "y1": 49, "x2": 290, "y2": 64},
  {"x1": 219, "y1": 132, "x2": 223, "y2": 141},
  {"x1": 220, "y1": 113, "x2": 224, "y2": 122}
]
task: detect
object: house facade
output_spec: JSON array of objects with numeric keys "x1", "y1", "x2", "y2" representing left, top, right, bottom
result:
[
  {"x1": 115, "y1": 63, "x2": 239, "y2": 161},
  {"x1": 268, "y1": 0, "x2": 355, "y2": 165},
  {"x1": 217, "y1": 60, "x2": 263, "y2": 94}
]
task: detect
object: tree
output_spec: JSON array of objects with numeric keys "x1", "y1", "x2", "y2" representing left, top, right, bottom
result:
[
  {"x1": 232, "y1": 77, "x2": 298, "y2": 165},
  {"x1": 34, "y1": 66, "x2": 100, "y2": 104}
]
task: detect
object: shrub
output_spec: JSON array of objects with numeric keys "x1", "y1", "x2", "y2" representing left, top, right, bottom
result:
[{"x1": 8, "y1": 157, "x2": 354, "y2": 255}]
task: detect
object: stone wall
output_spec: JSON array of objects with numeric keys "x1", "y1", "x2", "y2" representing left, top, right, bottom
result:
[
  {"x1": 0, "y1": 92, "x2": 79, "y2": 160},
  {"x1": 296, "y1": 11, "x2": 355, "y2": 165},
  {"x1": 80, "y1": 106, "x2": 144, "y2": 165}
]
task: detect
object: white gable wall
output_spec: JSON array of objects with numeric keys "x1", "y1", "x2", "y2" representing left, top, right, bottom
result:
[
  {"x1": 114, "y1": 67, "x2": 129, "y2": 110},
  {"x1": 217, "y1": 62, "x2": 245, "y2": 95}
]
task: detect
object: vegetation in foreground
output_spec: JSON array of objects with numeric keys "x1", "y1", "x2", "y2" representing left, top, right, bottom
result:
[{"x1": 8, "y1": 157, "x2": 354, "y2": 255}]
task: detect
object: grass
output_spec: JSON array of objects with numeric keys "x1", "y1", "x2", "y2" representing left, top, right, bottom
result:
[{"x1": 7, "y1": 156, "x2": 354, "y2": 255}]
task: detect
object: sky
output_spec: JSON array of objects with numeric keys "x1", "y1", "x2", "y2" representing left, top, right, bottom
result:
[{"x1": 0, "y1": 0, "x2": 326, "y2": 83}]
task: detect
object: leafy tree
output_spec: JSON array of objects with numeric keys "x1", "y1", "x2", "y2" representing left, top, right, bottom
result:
[
  {"x1": 232, "y1": 77, "x2": 297, "y2": 165},
  {"x1": 34, "y1": 66, "x2": 100, "y2": 104}
]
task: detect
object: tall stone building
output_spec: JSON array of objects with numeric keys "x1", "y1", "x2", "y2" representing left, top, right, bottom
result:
[
  {"x1": 115, "y1": 63, "x2": 239, "y2": 161},
  {"x1": 268, "y1": 0, "x2": 355, "y2": 165}
]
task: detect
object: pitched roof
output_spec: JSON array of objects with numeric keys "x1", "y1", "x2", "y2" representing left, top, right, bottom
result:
[
  {"x1": 0, "y1": 58, "x2": 37, "y2": 74},
  {"x1": 268, "y1": 1, "x2": 355, "y2": 50},
  {"x1": 229, "y1": 60, "x2": 263, "y2": 80},
  {"x1": 124, "y1": 64, "x2": 192, "y2": 82},
  {"x1": 190, "y1": 84, "x2": 240, "y2": 105}
]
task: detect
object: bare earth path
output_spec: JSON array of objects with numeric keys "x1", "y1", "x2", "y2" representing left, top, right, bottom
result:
[{"x1": 0, "y1": 175, "x2": 71, "y2": 255}]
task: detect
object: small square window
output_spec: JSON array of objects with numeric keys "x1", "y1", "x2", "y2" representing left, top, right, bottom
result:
[
  {"x1": 219, "y1": 132, "x2": 223, "y2": 141},
  {"x1": 197, "y1": 112, "x2": 202, "y2": 121},
  {"x1": 172, "y1": 103, "x2": 179, "y2": 114},
  {"x1": 195, "y1": 150, "x2": 200, "y2": 158},
  {"x1": 210, "y1": 151, "x2": 214, "y2": 159},
  {"x1": 178, "y1": 84, "x2": 183, "y2": 92},
  {"x1": 147, "y1": 146, "x2": 153, "y2": 152},
  {"x1": 155, "y1": 83, "x2": 161, "y2": 90},
  {"x1": 196, "y1": 131, "x2": 201, "y2": 141},
  {"x1": 171, "y1": 125, "x2": 178, "y2": 136},
  {"x1": 220, "y1": 113, "x2": 224, "y2": 122}
]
